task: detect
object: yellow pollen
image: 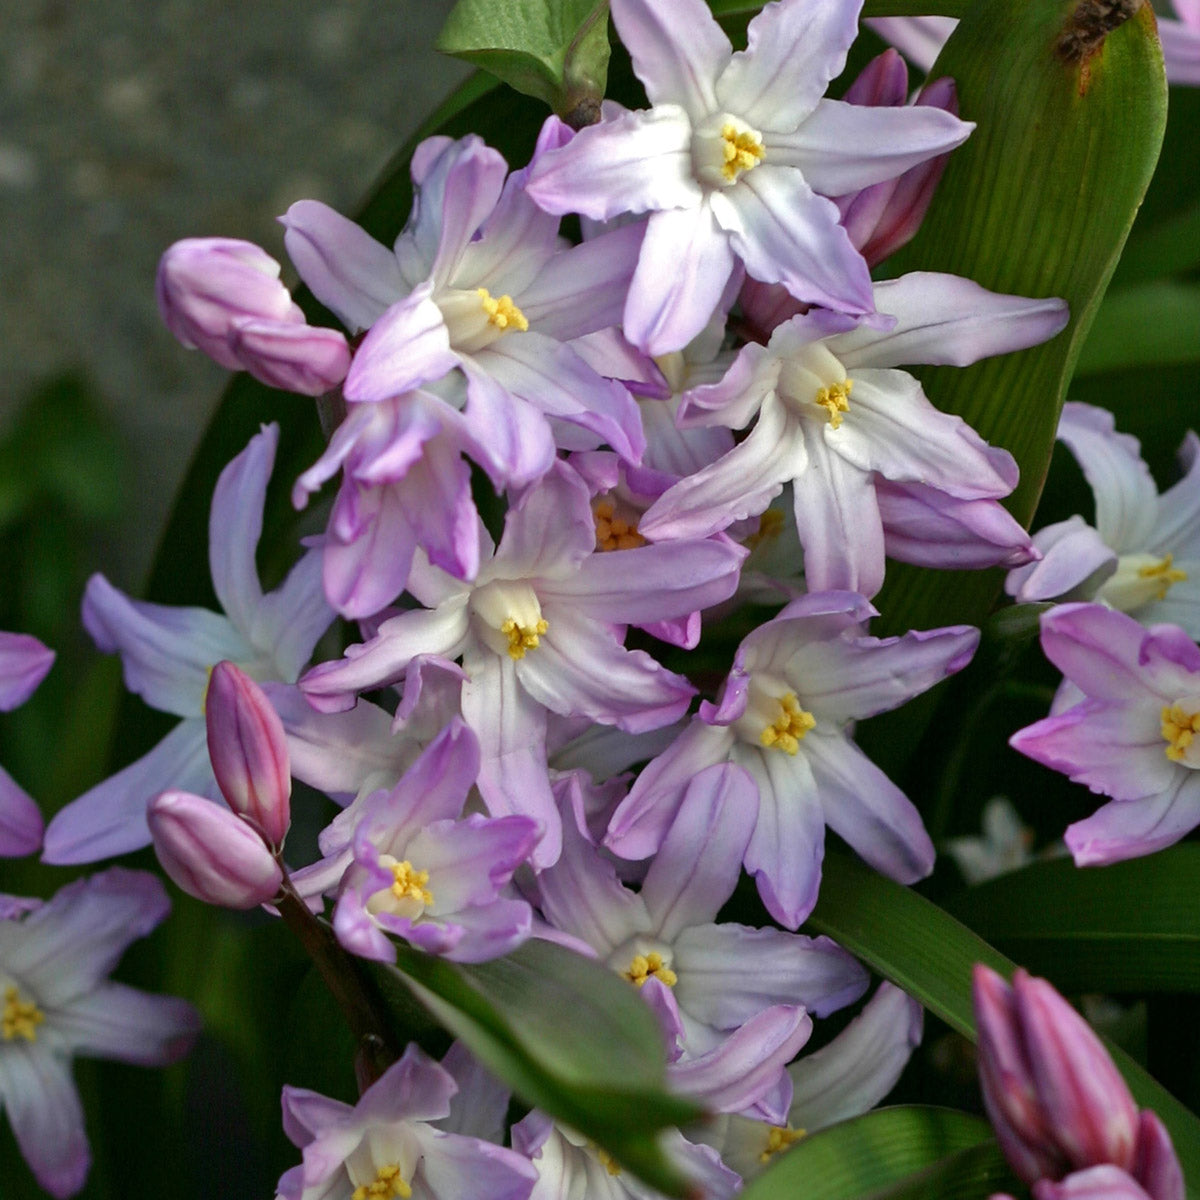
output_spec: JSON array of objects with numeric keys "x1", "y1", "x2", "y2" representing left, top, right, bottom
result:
[
  {"x1": 500, "y1": 617, "x2": 548, "y2": 660},
  {"x1": 593, "y1": 1145, "x2": 622, "y2": 1176},
  {"x1": 1138, "y1": 553, "x2": 1188, "y2": 601},
  {"x1": 745, "y1": 508, "x2": 785, "y2": 551},
  {"x1": 351, "y1": 1165, "x2": 411, "y2": 1200},
  {"x1": 760, "y1": 692, "x2": 816, "y2": 755},
  {"x1": 759, "y1": 1125, "x2": 805, "y2": 1163},
  {"x1": 390, "y1": 861, "x2": 433, "y2": 907},
  {"x1": 815, "y1": 379, "x2": 853, "y2": 429},
  {"x1": 623, "y1": 952, "x2": 677, "y2": 989},
  {"x1": 1162, "y1": 704, "x2": 1200, "y2": 763},
  {"x1": 1, "y1": 986, "x2": 44, "y2": 1042},
  {"x1": 477, "y1": 288, "x2": 529, "y2": 333},
  {"x1": 594, "y1": 500, "x2": 646, "y2": 551},
  {"x1": 720, "y1": 123, "x2": 765, "y2": 182}
]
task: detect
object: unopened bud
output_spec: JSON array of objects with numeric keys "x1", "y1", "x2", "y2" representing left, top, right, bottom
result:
[
  {"x1": 206, "y1": 661, "x2": 291, "y2": 848},
  {"x1": 1131, "y1": 1111, "x2": 1184, "y2": 1200},
  {"x1": 1033, "y1": 1165, "x2": 1155, "y2": 1200},
  {"x1": 228, "y1": 319, "x2": 350, "y2": 396},
  {"x1": 156, "y1": 238, "x2": 304, "y2": 369},
  {"x1": 148, "y1": 791, "x2": 282, "y2": 909}
]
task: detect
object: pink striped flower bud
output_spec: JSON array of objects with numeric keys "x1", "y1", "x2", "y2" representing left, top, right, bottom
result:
[
  {"x1": 974, "y1": 966, "x2": 1140, "y2": 1185},
  {"x1": 228, "y1": 318, "x2": 350, "y2": 396},
  {"x1": 1033, "y1": 1165, "x2": 1155, "y2": 1200},
  {"x1": 1130, "y1": 1112, "x2": 1185, "y2": 1200},
  {"x1": 148, "y1": 791, "x2": 282, "y2": 909},
  {"x1": 156, "y1": 238, "x2": 304, "y2": 369},
  {"x1": 205, "y1": 661, "x2": 291, "y2": 848}
]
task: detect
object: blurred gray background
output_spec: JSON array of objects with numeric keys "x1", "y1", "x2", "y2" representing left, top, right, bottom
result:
[{"x1": 0, "y1": 0, "x2": 467, "y2": 588}]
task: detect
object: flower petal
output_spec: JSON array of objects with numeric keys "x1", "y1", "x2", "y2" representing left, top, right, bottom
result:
[
  {"x1": 0, "y1": 633, "x2": 54, "y2": 711},
  {"x1": 54, "y1": 982, "x2": 198, "y2": 1065}
]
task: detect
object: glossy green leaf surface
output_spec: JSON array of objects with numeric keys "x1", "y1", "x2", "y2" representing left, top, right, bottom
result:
[
  {"x1": 947, "y1": 846, "x2": 1200, "y2": 992},
  {"x1": 806, "y1": 855, "x2": 1200, "y2": 1194},
  {"x1": 437, "y1": 0, "x2": 609, "y2": 123},
  {"x1": 367, "y1": 939, "x2": 701, "y2": 1196},
  {"x1": 739, "y1": 1107, "x2": 999, "y2": 1200}
]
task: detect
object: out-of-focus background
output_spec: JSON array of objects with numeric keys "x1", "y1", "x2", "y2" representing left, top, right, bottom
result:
[{"x1": 0, "y1": 0, "x2": 466, "y2": 590}]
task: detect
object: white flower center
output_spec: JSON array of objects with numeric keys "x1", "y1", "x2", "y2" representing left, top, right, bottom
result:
[
  {"x1": 733, "y1": 674, "x2": 815, "y2": 754},
  {"x1": 1, "y1": 981, "x2": 44, "y2": 1042},
  {"x1": 777, "y1": 343, "x2": 854, "y2": 429},
  {"x1": 470, "y1": 580, "x2": 548, "y2": 660},
  {"x1": 1097, "y1": 552, "x2": 1188, "y2": 612},
  {"x1": 437, "y1": 286, "x2": 529, "y2": 354},
  {"x1": 608, "y1": 936, "x2": 677, "y2": 988},
  {"x1": 692, "y1": 113, "x2": 766, "y2": 188},
  {"x1": 367, "y1": 854, "x2": 433, "y2": 920}
]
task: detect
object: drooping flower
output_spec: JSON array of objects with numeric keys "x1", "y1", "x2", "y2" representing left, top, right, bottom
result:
[
  {"x1": 0, "y1": 869, "x2": 199, "y2": 1198},
  {"x1": 0, "y1": 632, "x2": 54, "y2": 857},
  {"x1": 607, "y1": 591, "x2": 979, "y2": 928},
  {"x1": 43, "y1": 424, "x2": 332, "y2": 864},
  {"x1": 525, "y1": 0, "x2": 974, "y2": 353},
  {"x1": 1009, "y1": 602, "x2": 1200, "y2": 866},
  {"x1": 1007, "y1": 403, "x2": 1200, "y2": 638}
]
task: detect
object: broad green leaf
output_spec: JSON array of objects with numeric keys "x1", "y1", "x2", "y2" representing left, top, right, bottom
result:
[
  {"x1": 437, "y1": 0, "x2": 609, "y2": 124},
  {"x1": 805, "y1": 854, "x2": 1200, "y2": 1195},
  {"x1": 740, "y1": 1106, "x2": 1000, "y2": 1200},
  {"x1": 1116, "y1": 199, "x2": 1200, "y2": 285},
  {"x1": 947, "y1": 847, "x2": 1200, "y2": 992},
  {"x1": 866, "y1": 1141, "x2": 1018, "y2": 1200},
  {"x1": 1075, "y1": 281, "x2": 1200, "y2": 375},
  {"x1": 365, "y1": 939, "x2": 701, "y2": 1196},
  {"x1": 872, "y1": 0, "x2": 1166, "y2": 634}
]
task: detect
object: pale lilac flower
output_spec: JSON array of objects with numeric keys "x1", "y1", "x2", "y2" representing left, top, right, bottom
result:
[
  {"x1": 278, "y1": 1042, "x2": 537, "y2": 1200},
  {"x1": 147, "y1": 790, "x2": 284, "y2": 909},
  {"x1": 513, "y1": 1111, "x2": 740, "y2": 1200},
  {"x1": 43, "y1": 424, "x2": 332, "y2": 864},
  {"x1": 607, "y1": 592, "x2": 979, "y2": 928},
  {"x1": 536, "y1": 763, "x2": 868, "y2": 1117},
  {"x1": 525, "y1": 0, "x2": 974, "y2": 354},
  {"x1": 973, "y1": 965, "x2": 1184, "y2": 1200},
  {"x1": 284, "y1": 122, "x2": 647, "y2": 483},
  {"x1": 697, "y1": 982, "x2": 922, "y2": 1179},
  {"x1": 0, "y1": 869, "x2": 199, "y2": 1198},
  {"x1": 1009, "y1": 603, "x2": 1200, "y2": 865},
  {"x1": 0, "y1": 632, "x2": 53, "y2": 858},
  {"x1": 944, "y1": 797, "x2": 1036, "y2": 884},
  {"x1": 639, "y1": 272, "x2": 1066, "y2": 598},
  {"x1": 307, "y1": 720, "x2": 540, "y2": 964},
  {"x1": 156, "y1": 237, "x2": 350, "y2": 395},
  {"x1": 301, "y1": 463, "x2": 745, "y2": 865},
  {"x1": 1007, "y1": 404, "x2": 1200, "y2": 637}
]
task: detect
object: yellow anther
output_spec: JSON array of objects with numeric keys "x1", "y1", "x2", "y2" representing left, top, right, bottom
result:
[
  {"x1": 759, "y1": 1125, "x2": 805, "y2": 1164},
  {"x1": 720, "y1": 123, "x2": 765, "y2": 182},
  {"x1": 2, "y1": 986, "x2": 44, "y2": 1043},
  {"x1": 351, "y1": 1165, "x2": 411, "y2": 1200},
  {"x1": 594, "y1": 500, "x2": 646, "y2": 552},
  {"x1": 477, "y1": 288, "x2": 529, "y2": 333},
  {"x1": 760, "y1": 692, "x2": 816, "y2": 755},
  {"x1": 1138, "y1": 553, "x2": 1188, "y2": 601},
  {"x1": 815, "y1": 379, "x2": 852, "y2": 429},
  {"x1": 745, "y1": 508, "x2": 785, "y2": 551},
  {"x1": 1162, "y1": 704, "x2": 1200, "y2": 763},
  {"x1": 500, "y1": 617, "x2": 548, "y2": 660},
  {"x1": 390, "y1": 861, "x2": 433, "y2": 907},
  {"x1": 593, "y1": 1146, "x2": 622, "y2": 1176},
  {"x1": 623, "y1": 952, "x2": 677, "y2": 989}
]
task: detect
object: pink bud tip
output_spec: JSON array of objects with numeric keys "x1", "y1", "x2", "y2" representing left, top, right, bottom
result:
[
  {"x1": 148, "y1": 791, "x2": 282, "y2": 909},
  {"x1": 205, "y1": 661, "x2": 291, "y2": 848}
]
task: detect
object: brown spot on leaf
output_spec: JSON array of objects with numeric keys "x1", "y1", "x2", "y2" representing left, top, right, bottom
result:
[{"x1": 1057, "y1": 0, "x2": 1143, "y2": 64}]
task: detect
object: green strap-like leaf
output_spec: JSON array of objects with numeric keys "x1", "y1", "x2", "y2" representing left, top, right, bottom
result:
[
  {"x1": 805, "y1": 854, "x2": 1200, "y2": 1194},
  {"x1": 947, "y1": 847, "x2": 1200, "y2": 992},
  {"x1": 365, "y1": 939, "x2": 702, "y2": 1196},
  {"x1": 739, "y1": 1106, "x2": 1002, "y2": 1200},
  {"x1": 1075, "y1": 280, "x2": 1200, "y2": 375},
  {"x1": 437, "y1": 0, "x2": 610, "y2": 124}
]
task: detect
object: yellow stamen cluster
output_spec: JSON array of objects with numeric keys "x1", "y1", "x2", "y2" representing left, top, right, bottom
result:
[
  {"x1": 1162, "y1": 704, "x2": 1200, "y2": 763},
  {"x1": 1138, "y1": 553, "x2": 1188, "y2": 602},
  {"x1": 501, "y1": 617, "x2": 548, "y2": 660},
  {"x1": 390, "y1": 861, "x2": 433, "y2": 907},
  {"x1": 624, "y1": 952, "x2": 677, "y2": 989},
  {"x1": 759, "y1": 1125, "x2": 805, "y2": 1164},
  {"x1": 815, "y1": 379, "x2": 852, "y2": 429},
  {"x1": 760, "y1": 693, "x2": 816, "y2": 755},
  {"x1": 594, "y1": 500, "x2": 646, "y2": 551},
  {"x1": 720, "y1": 124, "x2": 765, "y2": 182},
  {"x1": 351, "y1": 1165, "x2": 411, "y2": 1200},
  {"x1": 2, "y1": 986, "x2": 44, "y2": 1042},
  {"x1": 477, "y1": 288, "x2": 529, "y2": 333},
  {"x1": 745, "y1": 508, "x2": 784, "y2": 552}
]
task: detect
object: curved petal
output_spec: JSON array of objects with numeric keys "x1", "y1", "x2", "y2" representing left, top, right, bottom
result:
[
  {"x1": 458, "y1": 357, "x2": 557, "y2": 488},
  {"x1": 41, "y1": 719, "x2": 213, "y2": 864},
  {"x1": 865, "y1": 17, "x2": 957, "y2": 72},
  {"x1": 623, "y1": 201, "x2": 738, "y2": 356},
  {"x1": 0, "y1": 765, "x2": 43, "y2": 857},
  {"x1": 253, "y1": 550, "x2": 334, "y2": 679},
  {"x1": 55, "y1": 982, "x2": 198, "y2": 1065},
  {"x1": 769, "y1": 100, "x2": 972, "y2": 195},
  {"x1": 1162, "y1": 18, "x2": 1200, "y2": 85},
  {"x1": 717, "y1": 0, "x2": 861, "y2": 130},
  {"x1": 0, "y1": 633, "x2": 54, "y2": 710},
  {"x1": 1007, "y1": 517, "x2": 1116, "y2": 604}
]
